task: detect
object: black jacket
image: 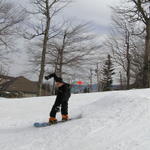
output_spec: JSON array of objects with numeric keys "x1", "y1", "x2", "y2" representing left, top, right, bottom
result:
[{"x1": 56, "y1": 83, "x2": 71, "y2": 103}]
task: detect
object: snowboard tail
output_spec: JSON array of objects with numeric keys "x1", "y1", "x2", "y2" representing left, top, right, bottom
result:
[{"x1": 34, "y1": 122, "x2": 50, "y2": 127}]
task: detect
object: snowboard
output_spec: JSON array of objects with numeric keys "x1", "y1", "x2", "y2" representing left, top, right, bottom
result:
[{"x1": 33, "y1": 115, "x2": 82, "y2": 128}]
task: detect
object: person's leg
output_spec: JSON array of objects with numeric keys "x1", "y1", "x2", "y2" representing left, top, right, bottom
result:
[
  {"x1": 61, "y1": 101, "x2": 69, "y2": 120},
  {"x1": 49, "y1": 99, "x2": 61, "y2": 123}
]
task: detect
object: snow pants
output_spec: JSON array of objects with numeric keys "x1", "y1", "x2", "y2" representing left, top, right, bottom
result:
[{"x1": 50, "y1": 99, "x2": 68, "y2": 118}]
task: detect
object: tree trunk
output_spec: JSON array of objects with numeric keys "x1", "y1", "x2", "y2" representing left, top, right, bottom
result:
[
  {"x1": 147, "y1": 20, "x2": 150, "y2": 88},
  {"x1": 38, "y1": 1, "x2": 50, "y2": 96},
  {"x1": 143, "y1": 20, "x2": 150, "y2": 88},
  {"x1": 58, "y1": 33, "x2": 66, "y2": 78},
  {"x1": 126, "y1": 31, "x2": 131, "y2": 89},
  {"x1": 126, "y1": 38, "x2": 130, "y2": 90}
]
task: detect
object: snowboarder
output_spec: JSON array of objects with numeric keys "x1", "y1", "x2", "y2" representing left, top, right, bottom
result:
[{"x1": 45, "y1": 73, "x2": 71, "y2": 124}]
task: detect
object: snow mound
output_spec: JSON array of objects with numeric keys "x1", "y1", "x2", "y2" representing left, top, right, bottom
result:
[{"x1": 0, "y1": 89, "x2": 150, "y2": 150}]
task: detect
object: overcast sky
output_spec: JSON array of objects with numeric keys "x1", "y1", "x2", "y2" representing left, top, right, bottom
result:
[
  {"x1": 9, "y1": 0, "x2": 121, "y2": 80},
  {"x1": 10, "y1": 0, "x2": 120, "y2": 34}
]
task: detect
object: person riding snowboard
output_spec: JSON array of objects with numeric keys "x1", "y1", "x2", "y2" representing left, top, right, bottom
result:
[{"x1": 45, "y1": 73, "x2": 71, "y2": 124}]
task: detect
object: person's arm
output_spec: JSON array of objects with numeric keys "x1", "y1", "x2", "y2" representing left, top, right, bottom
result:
[{"x1": 45, "y1": 73, "x2": 56, "y2": 80}]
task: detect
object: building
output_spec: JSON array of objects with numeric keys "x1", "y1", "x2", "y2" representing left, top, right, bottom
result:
[{"x1": 0, "y1": 75, "x2": 50, "y2": 97}]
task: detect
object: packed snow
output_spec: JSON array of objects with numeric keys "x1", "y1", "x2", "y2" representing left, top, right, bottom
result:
[{"x1": 0, "y1": 89, "x2": 150, "y2": 150}]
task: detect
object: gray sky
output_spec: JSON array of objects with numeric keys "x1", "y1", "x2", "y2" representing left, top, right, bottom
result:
[
  {"x1": 11, "y1": 0, "x2": 120, "y2": 33},
  {"x1": 62, "y1": 0, "x2": 120, "y2": 26},
  {"x1": 8, "y1": 0, "x2": 120, "y2": 80}
]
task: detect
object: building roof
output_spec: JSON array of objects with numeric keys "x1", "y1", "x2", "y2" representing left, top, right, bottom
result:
[
  {"x1": 0, "y1": 76, "x2": 48, "y2": 95},
  {"x1": 7, "y1": 76, "x2": 38, "y2": 93},
  {"x1": 0, "y1": 75, "x2": 16, "y2": 90}
]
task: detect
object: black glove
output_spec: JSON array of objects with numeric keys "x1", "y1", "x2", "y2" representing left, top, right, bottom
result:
[
  {"x1": 45, "y1": 73, "x2": 56, "y2": 80},
  {"x1": 45, "y1": 76, "x2": 49, "y2": 80}
]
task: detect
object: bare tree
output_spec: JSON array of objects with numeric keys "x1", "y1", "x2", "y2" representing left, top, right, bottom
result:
[
  {"x1": 130, "y1": 36, "x2": 145, "y2": 87},
  {"x1": 105, "y1": 8, "x2": 136, "y2": 89},
  {"x1": 0, "y1": 0, "x2": 26, "y2": 69},
  {"x1": 27, "y1": 22, "x2": 101, "y2": 94},
  {"x1": 46, "y1": 23, "x2": 101, "y2": 77},
  {"x1": 115, "y1": 0, "x2": 150, "y2": 87},
  {"x1": 24, "y1": 0, "x2": 70, "y2": 96},
  {"x1": 27, "y1": 21, "x2": 102, "y2": 95}
]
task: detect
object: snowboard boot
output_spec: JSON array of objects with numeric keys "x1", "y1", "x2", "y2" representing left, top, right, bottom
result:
[
  {"x1": 62, "y1": 115, "x2": 69, "y2": 121},
  {"x1": 49, "y1": 117, "x2": 57, "y2": 124}
]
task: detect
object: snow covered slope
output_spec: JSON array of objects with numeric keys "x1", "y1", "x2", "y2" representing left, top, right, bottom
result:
[{"x1": 0, "y1": 89, "x2": 150, "y2": 150}]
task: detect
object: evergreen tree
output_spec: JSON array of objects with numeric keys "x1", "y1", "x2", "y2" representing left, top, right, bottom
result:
[{"x1": 102, "y1": 54, "x2": 115, "y2": 91}]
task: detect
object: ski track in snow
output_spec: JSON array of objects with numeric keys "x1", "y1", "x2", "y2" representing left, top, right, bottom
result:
[{"x1": 0, "y1": 89, "x2": 150, "y2": 150}]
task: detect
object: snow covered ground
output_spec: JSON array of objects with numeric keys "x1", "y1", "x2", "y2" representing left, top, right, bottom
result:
[{"x1": 0, "y1": 89, "x2": 150, "y2": 150}]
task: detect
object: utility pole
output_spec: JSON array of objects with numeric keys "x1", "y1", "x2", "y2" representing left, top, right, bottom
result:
[
  {"x1": 95, "y1": 63, "x2": 101, "y2": 91},
  {"x1": 119, "y1": 71, "x2": 123, "y2": 90},
  {"x1": 89, "y1": 69, "x2": 93, "y2": 92}
]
